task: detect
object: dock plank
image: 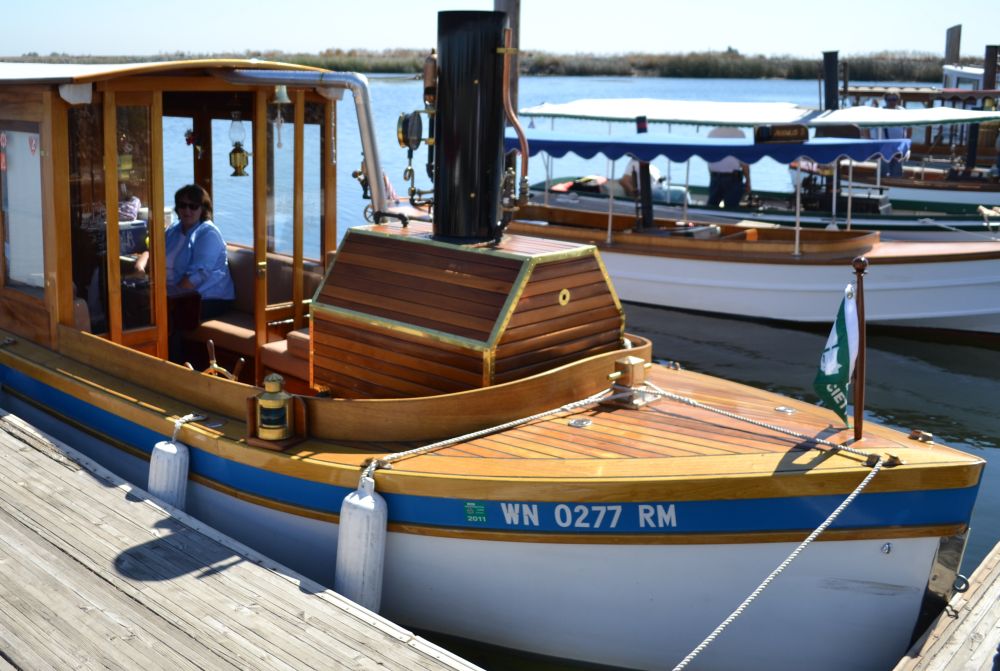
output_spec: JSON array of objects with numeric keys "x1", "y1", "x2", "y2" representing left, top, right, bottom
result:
[
  {"x1": 0, "y1": 411, "x2": 480, "y2": 671},
  {"x1": 893, "y1": 539, "x2": 1000, "y2": 671}
]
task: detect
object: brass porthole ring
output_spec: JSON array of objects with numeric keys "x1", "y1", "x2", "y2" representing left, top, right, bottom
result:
[{"x1": 558, "y1": 288, "x2": 571, "y2": 306}]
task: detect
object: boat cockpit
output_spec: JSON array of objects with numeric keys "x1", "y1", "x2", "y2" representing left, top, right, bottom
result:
[{"x1": 0, "y1": 60, "x2": 386, "y2": 390}]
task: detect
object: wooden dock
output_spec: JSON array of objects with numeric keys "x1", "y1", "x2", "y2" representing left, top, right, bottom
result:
[
  {"x1": 0, "y1": 410, "x2": 481, "y2": 671},
  {"x1": 894, "y1": 539, "x2": 1000, "y2": 671}
]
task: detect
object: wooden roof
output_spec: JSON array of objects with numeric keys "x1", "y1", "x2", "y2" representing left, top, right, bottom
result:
[{"x1": 0, "y1": 59, "x2": 322, "y2": 85}]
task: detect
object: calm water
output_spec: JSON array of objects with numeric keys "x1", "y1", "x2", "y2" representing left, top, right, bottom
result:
[{"x1": 171, "y1": 76, "x2": 998, "y2": 669}]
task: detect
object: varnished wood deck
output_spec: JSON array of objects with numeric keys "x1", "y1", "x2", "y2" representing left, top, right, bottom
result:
[
  {"x1": 308, "y1": 363, "x2": 980, "y2": 493},
  {"x1": 0, "y1": 411, "x2": 480, "y2": 671}
]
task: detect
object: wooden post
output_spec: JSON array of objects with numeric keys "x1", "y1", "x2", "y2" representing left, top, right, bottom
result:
[{"x1": 852, "y1": 256, "x2": 868, "y2": 442}]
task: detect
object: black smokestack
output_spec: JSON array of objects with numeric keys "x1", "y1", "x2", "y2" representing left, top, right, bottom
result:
[
  {"x1": 823, "y1": 51, "x2": 839, "y2": 111},
  {"x1": 433, "y1": 10, "x2": 507, "y2": 242}
]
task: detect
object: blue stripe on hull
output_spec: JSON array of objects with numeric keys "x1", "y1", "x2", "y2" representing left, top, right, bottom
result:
[{"x1": 1, "y1": 364, "x2": 979, "y2": 537}]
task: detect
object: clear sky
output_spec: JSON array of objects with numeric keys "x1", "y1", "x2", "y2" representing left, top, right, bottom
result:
[{"x1": 5, "y1": 0, "x2": 999, "y2": 60}]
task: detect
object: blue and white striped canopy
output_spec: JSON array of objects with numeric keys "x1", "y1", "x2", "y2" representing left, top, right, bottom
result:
[{"x1": 505, "y1": 128, "x2": 910, "y2": 165}]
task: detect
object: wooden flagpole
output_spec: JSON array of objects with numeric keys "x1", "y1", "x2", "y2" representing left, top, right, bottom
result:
[{"x1": 852, "y1": 256, "x2": 868, "y2": 441}]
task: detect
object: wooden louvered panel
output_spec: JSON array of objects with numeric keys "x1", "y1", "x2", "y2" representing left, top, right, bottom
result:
[
  {"x1": 312, "y1": 332, "x2": 482, "y2": 392},
  {"x1": 493, "y1": 231, "x2": 588, "y2": 255},
  {"x1": 318, "y1": 297, "x2": 493, "y2": 342},
  {"x1": 322, "y1": 254, "x2": 515, "y2": 306},
  {"x1": 311, "y1": 226, "x2": 623, "y2": 398},
  {"x1": 317, "y1": 234, "x2": 523, "y2": 341},
  {"x1": 327, "y1": 262, "x2": 510, "y2": 310},
  {"x1": 505, "y1": 292, "x2": 619, "y2": 332},
  {"x1": 312, "y1": 315, "x2": 484, "y2": 397},
  {"x1": 501, "y1": 304, "x2": 622, "y2": 345},
  {"x1": 320, "y1": 285, "x2": 497, "y2": 340},
  {"x1": 493, "y1": 327, "x2": 622, "y2": 380},
  {"x1": 517, "y1": 272, "x2": 612, "y2": 303},
  {"x1": 524, "y1": 256, "x2": 604, "y2": 282},
  {"x1": 497, "y1": 314, "x2": 623, "y2": 358},
  {"x1": 311, "y1": 363, "x2": 418, "y2": 399},
  {"x1": 314, "y1": 317, "x2": 483, "y2": 375},
  {"x1": 332, "y1": 235, "x2": 522, "y2": 284}
]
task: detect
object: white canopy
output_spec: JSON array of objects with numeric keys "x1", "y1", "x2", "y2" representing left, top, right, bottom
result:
[
  {"x1": 520, "y1": 98, "x2": 814, "y2": 127},
  {"x1": 814, "y1": 105, "x2": 1000, "y2": 127},
  {"x1": 520, "y1": 98, "x2": 1000, "y2": 128}
]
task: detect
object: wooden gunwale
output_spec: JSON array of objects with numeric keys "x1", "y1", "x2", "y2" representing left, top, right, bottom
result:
[
  {"x1": 510, "y1": 207, "x2": 1000, "y2": 264},
  {"x1": 1, "y1": 326, "x2": 982, "y2": 503},
  {"x1": 1, "y1": 392, "x2": 970, "y2": 548}
]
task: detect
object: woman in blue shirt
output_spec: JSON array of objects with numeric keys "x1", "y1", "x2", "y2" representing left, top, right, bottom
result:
[
  {"x1": 136, "y1": 184, "x2": 234, "y2": 361},
  {"x1": 162, "y1": 184, "x2": 235, "y2": 318}
]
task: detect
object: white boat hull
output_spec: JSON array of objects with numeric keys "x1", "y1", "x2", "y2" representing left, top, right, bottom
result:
[
  {"x1": 154, "y1": 479, "x2": 950, "y2": 671},
  {"x1": 383, "y1": 534, "x2": 935, "y2": 671},
  {"x1": 534, "y1": 190, "x2": 1000, "y2": 241},
  {"x1": 859, "y1": 180, "x2": 1000, "y2": 212},
  {"x1": 600, "y1": 251, "x2": 1000, "y2": 334},
  {"x1": 0, "y1": 385, "x2": 954, "y2": 671}
]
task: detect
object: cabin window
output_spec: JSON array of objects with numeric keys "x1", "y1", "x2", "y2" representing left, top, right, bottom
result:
[
  {"x1": 117, "y1": 104, "x2": 154, "y2": 331},
  {"x1": 162, "y1": 115, "x2": 195, "y2": 211},
  {"x1": 270, "y1": 101, "x2": 324, "y2": 261},
  {"x1": 0, "y1": 121, "x2": 45, "y2": 295},
  {"x1": 68, "y1": 104, "x2": 107, "y2": 332},
  {"x1": 211, "y1": 116, "x2": 253, "y2": 249}
]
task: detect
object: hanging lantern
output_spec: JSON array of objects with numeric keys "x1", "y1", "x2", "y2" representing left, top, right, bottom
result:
[{"x1": 229, "y1": 111, "x2": 249, "y2": 177}]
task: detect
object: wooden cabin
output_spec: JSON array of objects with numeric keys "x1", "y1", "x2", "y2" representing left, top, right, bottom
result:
[
  {"x1": 0, "y1": 60, "x2": 383, "y2": 386},
  {"x1": 0, "y1": 59, "x2": 624, "y2": 401}
]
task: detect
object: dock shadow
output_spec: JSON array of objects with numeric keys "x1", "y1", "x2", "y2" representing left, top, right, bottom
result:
[{"x1": 114, "y1": 517, "x2": 246, "y2": 582}]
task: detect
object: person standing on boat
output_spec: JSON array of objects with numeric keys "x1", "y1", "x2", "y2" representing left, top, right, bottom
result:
[
  {"x1": 135, "y1": 184, "x2": 234, "y2": 360},
  {"x1": 620, "y1": 157, "x2": 663, "y2": 198},
  {"x1": 705, "y1": 126, "x2": 751, "y2": 208},
  {"x1": 877, "y1": 88, "x2": 909, "y2": 178}
]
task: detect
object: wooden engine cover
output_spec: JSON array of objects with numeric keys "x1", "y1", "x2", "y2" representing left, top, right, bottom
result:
[{"x1": 310, "y1": 222, "x2": 624, "y2": 398}]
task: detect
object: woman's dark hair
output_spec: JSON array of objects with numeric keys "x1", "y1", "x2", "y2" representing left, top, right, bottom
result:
[{"x1": 174, "y1": 184, "x2": 212, "y2": 221}]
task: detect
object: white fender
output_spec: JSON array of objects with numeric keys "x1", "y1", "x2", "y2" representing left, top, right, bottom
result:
[
  {"x1": 333, "y1": 476, "x2": 388, "y2": 612},
  {"x1": 148, "y1": 440, "x2": 190, "y2": 510}
]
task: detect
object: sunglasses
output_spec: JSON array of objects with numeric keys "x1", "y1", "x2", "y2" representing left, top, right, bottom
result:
[{"x1": 176, "y1": 202, "x2": 201, "y2": 210}]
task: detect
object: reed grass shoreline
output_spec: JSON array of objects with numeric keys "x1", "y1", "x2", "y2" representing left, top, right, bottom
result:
[{"x1": 5, "y1": 49, "x2": 977, "y2": 81}]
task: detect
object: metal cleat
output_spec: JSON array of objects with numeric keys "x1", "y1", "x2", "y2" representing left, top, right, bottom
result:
[{"x1": 602, "y1": 356, "x2": 655, "y2": 408}]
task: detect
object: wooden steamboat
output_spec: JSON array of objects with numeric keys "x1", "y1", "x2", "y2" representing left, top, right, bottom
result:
[{"x1": 0, "y1": 12, "x2": 984, "y2": 671}]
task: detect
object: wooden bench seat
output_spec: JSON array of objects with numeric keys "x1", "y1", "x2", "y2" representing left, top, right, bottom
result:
[
  {"x1": 184, "y1": 246, "x2": 322, "y2": 376},
  {"x1": 189, "y1": 310, "x2": 255, "y2": 357},
  {"x1": 184, "y1": 246, "x2": 258, "y2": 358},
  {"x1": 261, "y1": 328, "x2": 310, "y2": 382}
]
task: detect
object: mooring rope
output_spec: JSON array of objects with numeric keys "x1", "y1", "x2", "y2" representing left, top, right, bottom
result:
[
  {"x1": 360, "y1": 374, "x2": 887, "y2": 670},
  {"x1": 641, "y1": 380, "x2": 881, "y2": 464},
  {"x1": 636, "y1": 380, "x2": 886, "y2": 670},
  {"x1": 670, "y1": 456, "x2": 883, "y2": 671},
  {"x1": 359, "y1": 388, "x2": 621, "y2": 481}
]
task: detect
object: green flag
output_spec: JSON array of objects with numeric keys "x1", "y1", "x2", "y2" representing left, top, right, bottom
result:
[{"x1": 813, "y1": 284, "x2": 859, "y2": 426}]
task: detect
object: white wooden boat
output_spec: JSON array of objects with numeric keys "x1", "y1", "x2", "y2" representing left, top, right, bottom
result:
[
  {"x1": 0, "y1": 12, "x2": 985, "y2": 671},
  {"x1": 504, "y1": 129, "x2": 1000, "y2": 336},
  {"x1": 529, "y1": 176, "x2": 1000, "y2": 241},
  {"x1": 519, "y1": 98, "x2": 1000, "y2": 240}
]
